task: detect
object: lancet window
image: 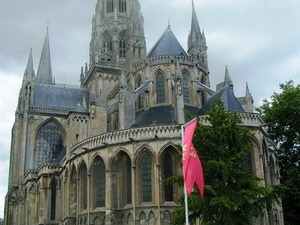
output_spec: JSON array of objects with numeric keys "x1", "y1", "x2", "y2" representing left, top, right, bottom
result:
[
  {"x1": 141, "y1": 151, "x2": 152, "y2": 202},
  {"x1": 182, "y1": 70, "x2": 190, "y2": 103},
  {"x1": 119, "y1": 31, "x2": 126, "y2": 58},
  {"x1": 119, "y1": 0, "x2": 126, "y2": 13},
  {"x1": 156, "y1": 71, "x2": 165, "y2": 104},
  {"x1": 107, "y1": 0, "x2": 114, "y2": 13},
  {"x1": 92, "y1": 156, "x2": 106, "y2": 208}
]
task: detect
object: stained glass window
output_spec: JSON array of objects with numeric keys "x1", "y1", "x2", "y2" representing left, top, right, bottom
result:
[
  {"x1": 35, "y1": 121, "x2": 64, "y2": 168},
  {"x1": 156, "y1": 72, "x2": 165, "y2": 104},
  {"x1": 142, "y1": 152, "x2": 152, "y2": 202},
  {"x1": 182, "y1": 71, "x2": 190, "y2": 103},
  {"x1": 137, "y1": 77, "x2": 143, "y2": 109},
  {"x1": 92, "y1": 157, "x2": 106, "y2": 208},
  {"x1": 163, "y1": 153, "x2": 173, "y2": 201},
  {"x1": 80, "y1": 163, "x2": 88, "y2": 211}
]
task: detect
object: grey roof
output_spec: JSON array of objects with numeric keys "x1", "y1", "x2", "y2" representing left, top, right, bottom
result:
[
  {"x1": 33, "y1": 83, "x2": 89, "y2": 113},
  {"x1": 147, "y1": 26, "x2": 187, "y2": 58},
  {"x1": 199, "y1": 85, "x2": 244, "y2": 115},
  {"x1": 133, "y1": 105, "x2": 200, "y2": 127},
  {"x1": 36, "y1": 28, "x2": 53, "y2": 84}
]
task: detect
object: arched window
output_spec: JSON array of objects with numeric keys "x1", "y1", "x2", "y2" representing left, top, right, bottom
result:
[
  {"x1": 50, "y1": 179, "x2": 57, "y2": 220},
  {"x1": 92, "y1": 156, "x2": 106, "y2": 208},
  {"x1": 119, "y1": 0, "x2": 126, "y2": 13},
  {"x1": 156, "y1": 72, "x2": 165, "y2": 104},
  {"x1": 69, "y1": 166, "x2": 77, "y2": 215},
  {"x1": 107, "y1": 0, "x2": 114, "y2": 13},
  {"x1": 112, "y1": 152, "x2": 132, "y2": 208},
  {"x1": 119, "y1": 31, "x2": 126, "y2": 58},
  {"x1": 136, "y1": 76, "x2": 143, "y2": 109},
  {"x1": 79, "y1": 162, "x2": 88, "y2": 211},
  {"x1": 182, "y1": 71, "x2": 190, "y2": 103},
  {"x1": 102, "y1": 32, "x2": 112, "y2": 52},
  {"x1": 35, "y1": 121, "x2": 64, "y2": 168},
  {"x1": 163, "y1": 153, "x2": 173, "y2": 201},
  {"x1": 141, "y1": 151, "x2": 152, "y2": 202}
]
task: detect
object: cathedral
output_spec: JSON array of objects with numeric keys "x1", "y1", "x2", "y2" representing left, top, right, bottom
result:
[{"x1": 5, "y1": 0, "x2": 284, "y2": 224}]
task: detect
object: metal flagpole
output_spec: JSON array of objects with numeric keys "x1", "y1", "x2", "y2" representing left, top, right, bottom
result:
[{"x1": 182, "y1": 125, "x2": 189, "y2": 225}]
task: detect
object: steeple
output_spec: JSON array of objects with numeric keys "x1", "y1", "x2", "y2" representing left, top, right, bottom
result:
[
  {"x1": 23, "y1": 48, "x2": 35, "y2": 83},
  {"x1": 36, "y1": 28, "x2": 53, "y2": 84},
  {"x1": 187, "y1": 1, "x2": 208, "y2": 67}
]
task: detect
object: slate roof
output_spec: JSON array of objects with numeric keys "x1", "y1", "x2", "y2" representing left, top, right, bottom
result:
[
  {"x1": 33, "y1": 83, "x2": 89, "y2": 113},
  {"x1": 199, "y1": 85, "x2": 244, "y2": 115},
  {"x1": 133, "y1": 105, "x2": 200, "y2": 127},
  {"x1": 147, "y1": 25, "x2": 188, "y2": 58}
]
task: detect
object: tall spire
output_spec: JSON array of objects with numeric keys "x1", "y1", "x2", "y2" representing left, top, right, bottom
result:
[
  {"x1": 23, "y1": 48, "x2": 35, "y2": 83},
  {"x1": 36, "y1": 27, "x2": 53, "y2": 84}
]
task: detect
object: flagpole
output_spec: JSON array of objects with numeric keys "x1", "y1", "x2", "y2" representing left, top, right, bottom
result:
[{"x1": 182, "y1": 125, "x2": 189, "y2": 225}]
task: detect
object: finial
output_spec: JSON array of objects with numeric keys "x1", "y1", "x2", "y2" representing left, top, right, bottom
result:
[
  {"x1": 46, "y1": 18, "x2": 50, "y2": 30},
  {"x1": 168, "y1": 16, "x2": 171, "y2": 28},
  {"x1": 192, "y1": 0, "x2": 194, "y2": 7}
]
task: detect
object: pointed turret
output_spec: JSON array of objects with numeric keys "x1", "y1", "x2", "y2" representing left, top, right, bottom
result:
[
  {"x1": 36, "y1": 28, "x2": 53, "y2": 84},
  {"x1": 187, "y1": 1, "x2": 208, "y2": 67},
  {"x1": 237, "y1": 83, "x2": 254, "y2": 113},
  {"x1": 216, "y1": 65, "x2": 234, "y2": 91},
  {"x1": 23, "y1": 48, "x2": 35, "y2": 83}
]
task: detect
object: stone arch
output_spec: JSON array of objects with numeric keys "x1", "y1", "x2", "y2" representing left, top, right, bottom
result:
[
  {"x1": 149, "y1": 211, "x2": 156, "y2": 225},
  {"x1": 139, "y1": 211, "x2": 147, "y2": 225},
  {"x1": 79, "y1": 161, "x2": 88, "y2": 211},
  {"x1": 160, "y1": 145, "x2": 181, "y2": 202},
  {"x1": 111, "y1": 150, "x2": 132, "y2": 208},
  {"x1": 162, "y1": 210, "x2": 171, "y2": 225},
  {"x1": 90, "y1": 155, "x2": 106, "y2": 209},
  {"x1": 69, "y1": 165, "x2": 77, "y2": 215}
]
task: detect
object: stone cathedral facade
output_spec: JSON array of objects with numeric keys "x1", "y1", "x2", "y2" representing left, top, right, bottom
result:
[{"x1": 5, "y1": 0, "x2": 284, "y2": 225}]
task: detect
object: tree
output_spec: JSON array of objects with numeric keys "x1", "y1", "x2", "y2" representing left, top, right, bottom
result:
[
  {"x1": 257, "y1": 81, "x2": 300, "y2": 225},
  {"x1": 172, "y1": 101, "x2": 281, "y2": 225}
]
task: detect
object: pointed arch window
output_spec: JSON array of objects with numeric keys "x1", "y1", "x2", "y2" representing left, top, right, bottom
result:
[
  {"x1": 79, "y1": 163, "x2": 88, "y2": 211},
  {"x1": 50, "y1": 179, "x2": 57, "y2": 220},
  {"x1": 107, "y1": 0, "x2": 114, "y2": 13},
  {"x1": 119, "y1": 0, "x2": 126, "y2": 13},
  {"x1": 141, "y1": 151, "x2": 152, "y2": 202},
  {"x1": 136, "y1": 76, "x2": 143, "y2": 109},
  {"x1": 156, "y1": 72, "x2": 165, "y2": 104},
  {"x1": 119, "y1": 32, "x2": 126, "y2": 58},
  {"x1": 163, "y1": 152, "x2": 173, "y2": 201},
  {"x1": 102, "y1": 32, "x2": 112, "y2": 51},
  {"x1": 34, "y1": 121, "x2": 64, "y2": 168},
  {"x1": 69, "y1": 166, "x2": 77, "y2": 215},
  {"x1": 182, "y1": 71, "x2": 190, "y2": 103},
  {"x1": 92, "y1": 156, "x2": 106, "y2": 208}
]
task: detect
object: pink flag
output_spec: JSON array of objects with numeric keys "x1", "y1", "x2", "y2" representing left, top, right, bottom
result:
[{"x1": 182, "y1": 118, "x2": 204, "y2": 197}]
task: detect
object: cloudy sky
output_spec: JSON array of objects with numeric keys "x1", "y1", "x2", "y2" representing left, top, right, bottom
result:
[{"x1": 0, "y1": 0, "x2": 300, "y2": 218}]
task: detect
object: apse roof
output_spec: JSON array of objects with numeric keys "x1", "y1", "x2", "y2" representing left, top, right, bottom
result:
[
  {"x1": 147, "y1": 25, "x2": 188, "y2": 58},
  {"x1": 199, "y1": 85, "x2": 244, "y2": 115}
]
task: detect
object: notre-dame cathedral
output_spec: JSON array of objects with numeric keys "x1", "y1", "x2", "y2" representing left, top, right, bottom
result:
[{"x1": 4, "y1": 0, "x2": 284, "y2": 224}]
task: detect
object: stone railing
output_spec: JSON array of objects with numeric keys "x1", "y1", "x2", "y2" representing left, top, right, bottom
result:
[
  {"x1": 30, "y1": 105, "x2": 71, "y2": 115},
  {"x1": 198, "y1": 112, "x2": 264, "y2": 127},
  {"x1": 70, "y1": 125, "x2": 181, "y2": 153}
]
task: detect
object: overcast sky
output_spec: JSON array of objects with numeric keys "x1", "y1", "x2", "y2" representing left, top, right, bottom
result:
[{"x1": 0, "y1": 0, "x2": 300, "y2": 218}]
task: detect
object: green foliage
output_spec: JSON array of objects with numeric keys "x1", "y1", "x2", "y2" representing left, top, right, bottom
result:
[
  {"x1": 172, "y1": 101, "x2": 282, "y2": 225},
  {"x1": 257, "y1": 80, "x2": 300, "y2": 225}
]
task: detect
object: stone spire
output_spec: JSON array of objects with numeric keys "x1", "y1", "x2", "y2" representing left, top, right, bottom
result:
[
  {"x1": 23, "y1": 48, "x2": 35, "y2": 83},
  {"x1": 187, "y1": 1, "x2": 208, "y2": 67},
  {"x1": 224, "y1": 65, "x2": 233, "y2": 89},
  {"x1": 245, "y1": 82, "x2": 254, "y2": 104},
  {"x1": 36, "y1": 28, "x2": 53, "y2": 84}
]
